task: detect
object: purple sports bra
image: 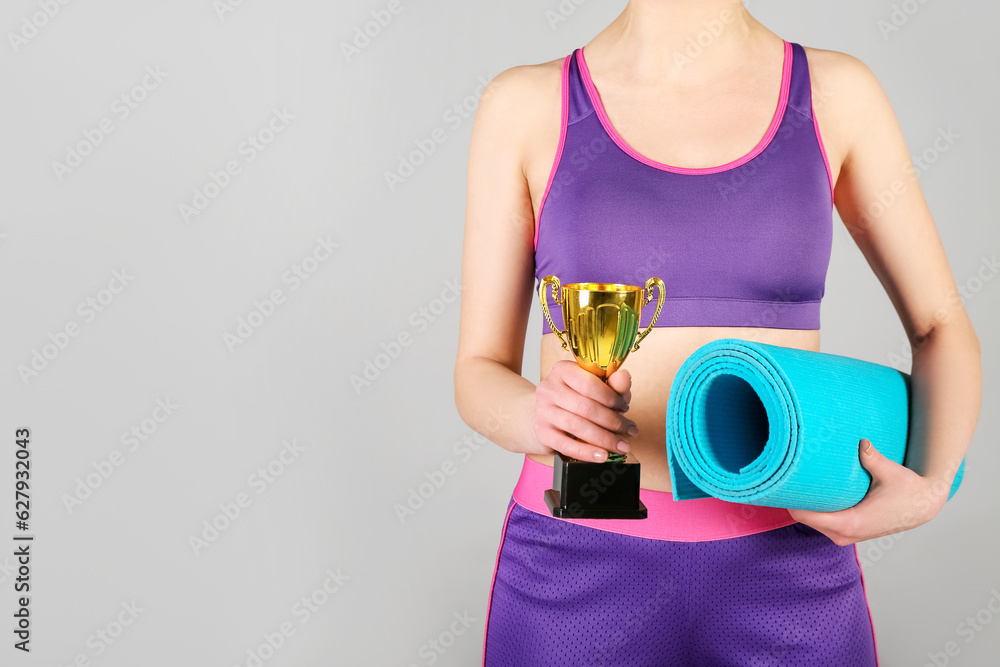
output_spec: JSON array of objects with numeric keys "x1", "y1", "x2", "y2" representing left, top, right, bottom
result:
[{"x1": 534, "y1": 41, "x2": 835, "y2": 334}]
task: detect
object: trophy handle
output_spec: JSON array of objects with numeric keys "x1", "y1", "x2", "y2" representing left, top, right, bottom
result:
[
  {"x1": 633, "y1": 277, "x2": 665, "y2": 352},
  {"x1": 539, "y1": 275, "x2": 570, "y2": 351}
]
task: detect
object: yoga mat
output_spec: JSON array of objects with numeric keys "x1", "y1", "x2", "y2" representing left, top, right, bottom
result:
[{"x1": 665, "y1": 338, "x2": 966, "y2": 511}]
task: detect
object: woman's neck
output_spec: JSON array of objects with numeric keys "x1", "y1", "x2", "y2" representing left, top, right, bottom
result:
[{"x1": 589, "y1": 0, "x2": 776, "y2": 83}]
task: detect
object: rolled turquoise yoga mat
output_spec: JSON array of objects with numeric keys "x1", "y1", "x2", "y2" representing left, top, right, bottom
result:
[{"x1": 665, "y1": 338, "x2": 965, "y2": 511}]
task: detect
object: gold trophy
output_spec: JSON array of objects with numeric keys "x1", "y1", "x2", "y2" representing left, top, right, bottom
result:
[{"x1": 539, "y1": 275, "x2": 665, "y2": 519}]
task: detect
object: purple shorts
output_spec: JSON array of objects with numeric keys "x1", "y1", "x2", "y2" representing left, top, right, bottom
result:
[{"x1": 483, "y1": 497, "x2": 879, "y2": 666}]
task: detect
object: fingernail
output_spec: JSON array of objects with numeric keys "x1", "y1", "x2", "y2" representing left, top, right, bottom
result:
[
  {"x1": 593, "y1": 451, "x2": 605, "y2": 461},
  {"x1": 627, "y1": 424, "x2": 638, "y2": 436},
  {"x1": 862, "y1": 439, "x2": 872, "y2": 454},
  {"x1": 617, "y1": 440, "x2": 631, "y2": 453}
]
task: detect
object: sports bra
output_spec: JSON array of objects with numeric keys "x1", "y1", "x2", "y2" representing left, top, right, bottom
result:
[{"x1": 534, "y1": 41, "x2": 835, "y2": 335}]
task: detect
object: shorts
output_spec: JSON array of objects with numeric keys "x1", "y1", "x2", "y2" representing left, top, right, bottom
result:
[{"x1": 482, "y1": 462, "x2": 880, "y2": 666}]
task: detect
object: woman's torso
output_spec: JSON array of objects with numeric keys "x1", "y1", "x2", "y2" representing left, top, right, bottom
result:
[{"x1": 520, "y1": 35, "x2": 844, "y2": 492}]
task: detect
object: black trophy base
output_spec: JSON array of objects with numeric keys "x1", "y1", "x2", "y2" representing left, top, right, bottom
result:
[{"x1": 544, "y1": 451, "x2": 647, "y2": 519}]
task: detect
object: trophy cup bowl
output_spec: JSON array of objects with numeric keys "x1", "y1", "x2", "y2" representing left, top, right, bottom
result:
[{"x1": 538, "y1": 275, "x2": 665, "y2": 519}]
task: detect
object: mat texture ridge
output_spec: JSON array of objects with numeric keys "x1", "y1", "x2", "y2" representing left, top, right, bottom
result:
[{"x1": 665, "y1": 338, "x2": 965, "y2": 511}]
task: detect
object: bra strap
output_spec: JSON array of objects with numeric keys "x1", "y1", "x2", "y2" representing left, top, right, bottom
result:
[
  {"x1": 785, "y1": 42, "x2": 815, "y2": 118},
  {"x1": 567, "y1": 49, "x2": 595, "y2": 124}
]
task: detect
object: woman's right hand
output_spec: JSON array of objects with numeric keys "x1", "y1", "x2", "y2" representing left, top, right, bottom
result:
[{"x1": 532, "y1": 361, "x2": 638, "y2": 461}]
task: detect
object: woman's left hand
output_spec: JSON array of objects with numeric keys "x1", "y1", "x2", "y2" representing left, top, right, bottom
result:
[{"x1": 786, "y1": 438, "x2": 951, "y2": 546}]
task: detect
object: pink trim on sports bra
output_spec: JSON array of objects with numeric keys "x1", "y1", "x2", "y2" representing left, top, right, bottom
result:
[
  {"x1": 577, "y1": 39, "x2": 794, "y2": 175},
  {"x1": 812, "y1": 94, "x2": 836, "y2": 206},
  {"x1": 533, "y1": 53, "x2": 571, "y2": 252}
]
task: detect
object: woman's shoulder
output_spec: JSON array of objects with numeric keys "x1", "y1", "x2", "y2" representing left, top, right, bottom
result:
[
  {"x1": 799, "y1": 45, "x2": 895, "y2": 163},
  {"x1": 474, "y1": 56, "x2": 564, "y2": 132},
  {"x1": 481, "y1": 55, "x2": 565, "y2": 107},
  {"x1": 800, "y1": 45, "x2": 889, "y2": 106},
  {"x1": 469, "y1": 55, "x2": 567, "y2": 171}
]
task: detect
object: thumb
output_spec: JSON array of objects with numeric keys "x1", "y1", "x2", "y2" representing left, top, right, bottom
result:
[
  {"x1": 606, "y1": 368, "x2": 631, "y2": 395},
  {"x1": 858, "y1": 438, "x2": 889, "y2": 478}
]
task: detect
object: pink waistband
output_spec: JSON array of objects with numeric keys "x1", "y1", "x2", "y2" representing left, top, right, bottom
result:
[{"x1": 512, "y1": 455, "x2": 798, "y2": 542}]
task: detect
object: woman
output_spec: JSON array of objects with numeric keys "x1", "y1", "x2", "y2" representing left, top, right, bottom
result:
[{"x1": 453, "y1": 1, "x2": 982, "y2": 664}]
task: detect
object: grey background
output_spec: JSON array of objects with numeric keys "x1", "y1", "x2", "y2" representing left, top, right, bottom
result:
[{"x1": 0, "y1": 0, "x2": 996, "y2": 665}]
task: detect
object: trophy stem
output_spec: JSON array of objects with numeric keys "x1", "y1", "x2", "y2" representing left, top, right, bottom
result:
[{"x1": 601, "y1": 375, "x2": 628, "y2": 463}]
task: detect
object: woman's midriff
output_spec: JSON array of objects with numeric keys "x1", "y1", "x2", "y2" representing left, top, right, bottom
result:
[{"x1": 528, "y1": 325, "x2": 821, "y2": 493}]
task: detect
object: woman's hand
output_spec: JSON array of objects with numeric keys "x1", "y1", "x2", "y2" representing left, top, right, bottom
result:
[
  {"x1": 532, "y1": 362, "x2": 637, "y2": 462},
  {"x1": 786, "y1": 438, "x2": 952, "y2": 546}
]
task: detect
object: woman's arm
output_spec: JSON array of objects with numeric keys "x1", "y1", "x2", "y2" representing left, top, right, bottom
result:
[
  {"x1": 788, "y1": 50, "x2": 982, "y2": 545},
  {"x1": 834, "y1": 51, "x2": 982, "y2": 491},
  {"x1": 453, "y1": 62, "x2": 638, "y2": 461},
  {"x1": 453, "y1": 65, "x2": 546, "y2": 455}
]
